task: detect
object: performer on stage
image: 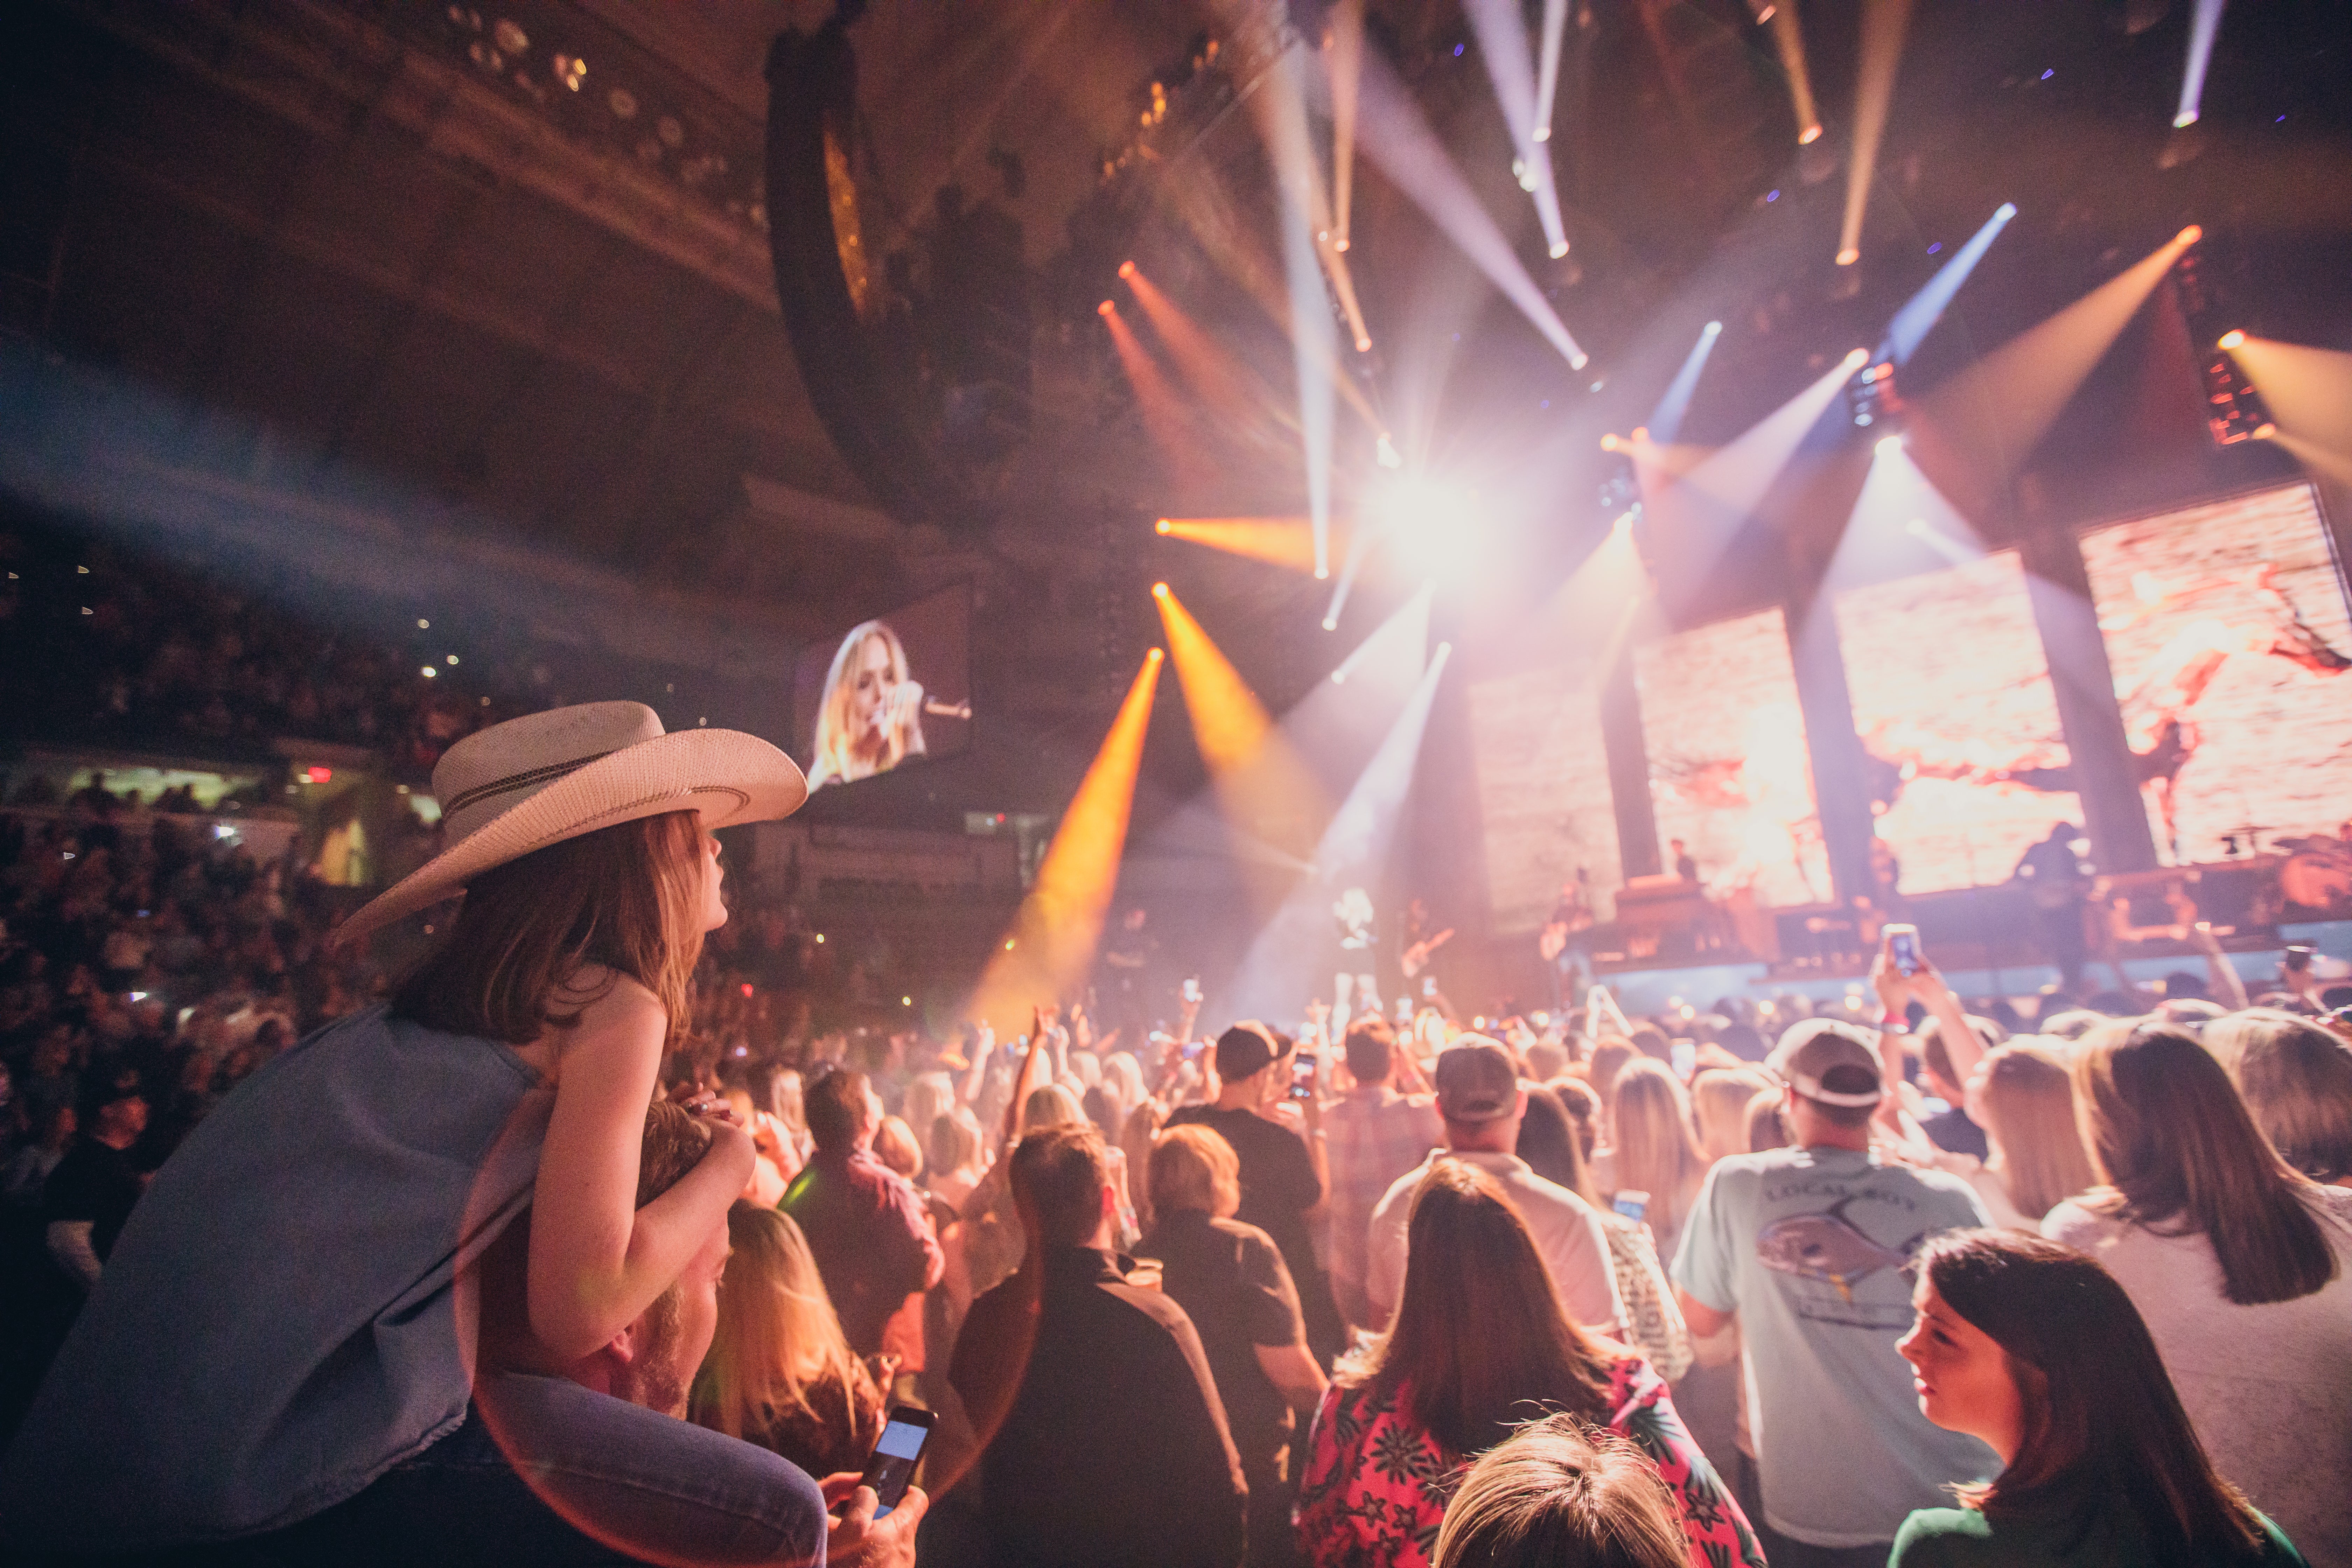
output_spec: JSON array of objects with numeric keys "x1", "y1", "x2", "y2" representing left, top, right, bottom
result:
[
  {"x1": 1332, "y1": 887, "x2": 1380, "y2": 1035},
  {"x1": 1539, "y1": 869, "x2": 1596, "y2": 1010}
]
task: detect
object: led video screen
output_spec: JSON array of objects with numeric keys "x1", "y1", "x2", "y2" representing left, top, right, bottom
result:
[
  {"x1": 1832, "y1": 551, "x2": 2079, "y2": 895},
  {"x1": 2078, "y1": 483, "x2": 2352, "y2": 879},
  {"x1": 792, "y1": 581, "x2": 972, "y2": 792},
  {"x1": 1468, "y1": 657, "x2": 1622, "y2": 933},
  {"x1": 1634, "y1": 607, "x2": 1831, "y2": 908}
]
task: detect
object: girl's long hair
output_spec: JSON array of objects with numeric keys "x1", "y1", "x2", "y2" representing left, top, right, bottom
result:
[
  {"x1": 2074, "y1": 1023, "x2": 2340, "y2": 1304},
  {"x1": 1977, "y1": 1043, "x2": 2096, "y2": 1222},
  {"x1": 691, "y1": 1205, "x2": 865, "y2": 1442},
  {"x1": 392, "y1": 810, "x2": 706, "y2": 1051},
  {"x1": 2219, "y1": 1012, "x2": 2352, "y2": 1185},
  {"x1": 1610, "y1": 1059, "x2": 1708, "y2": 1237},
  {"x1": 1921, "y1": 1231, "x2": 2268, "y2": 1562},
  {"x1": 1340, "y1": 1161, "x2": 1614, "y2": 1457}
]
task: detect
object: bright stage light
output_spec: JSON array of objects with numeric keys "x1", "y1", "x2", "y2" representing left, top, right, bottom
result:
[
  {"x1": 1879, "y1": 201, "x2": 2018, "y2": 366},
  {"x1": 2175, "y1": 0, "x2": 2225, "y2": 135},
  {"x1": 1155, "y1": 518, "x2": 1172, "y2": 534},
  {"x1": 2253, "y1": 422, "x2": 2276, "y2": 439},
  {"x1": 1836, "y1": 0, "x2": 1917, "y2": 272},
  {"x1": 1549, "y1": 239, "x2": 1570, "y2": 258},
  {"x1": 1844, "y1": 347, "x2": 1870, "y2": 370},
  {"x1": 1705, "y1": 320, "x2": 1723, "y2": 335},
  {"x1": 2174, "y1": 111, "x2": 2198, "y2": 128},
  {"x1": 1152, "y1": 582, "x2": 1170, "y2": 596},
  {"x1": 1376, "y1": 433, "x2": 1402, "y2": 468},
  {"x1": 1876, "y1": 434, "x2": 1903, "y2": 454},
  {"x1": 1611, "y1": 511, "x2": 1635, "y2": 538},
  {"x1": 1798, "y1": 124, "x2": 1822, "y2": 144},
  {"x1": 1600, "y1": 433, "x2": 1622, "y2": 451},
  {"x1": 1631, "y1": 426, "x2": 1650, "y2": 443},
  {"x1": 1118, "y1": 260, "x2": 1136, "y2": 280},
  {"x1": 2178, "y1": 224, "x2": 2203, "y2": 246},
  {"x1": 1323, "y1": 616, "x2": 1339, "y2": 631},
  {"x1": 1836, "y1": 247, "x2": 1860, "y2": 266},
  {"x1": 2219, "y1": 329, "x2": 2246, "y2": 350}
]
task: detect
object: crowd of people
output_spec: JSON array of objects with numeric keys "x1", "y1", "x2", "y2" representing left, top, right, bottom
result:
[{"x1": 1, "y1": 699, "x2": 2350, "y2": 1568}]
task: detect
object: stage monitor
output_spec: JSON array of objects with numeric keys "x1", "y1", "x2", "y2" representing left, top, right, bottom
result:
[
  {"x1": 2078, "y1": 482, "x2": 2352, "y2": 871},
  {"x1": 1634, "y1": 607, "x2": 1831, "y2": 908},
  {"x1": 1468, "y1": 654, "x2": 1622, "y2": 933},
  {"x1": 791, "y1": 582, "x2": 972, "y2": 792},
  {"x1": 1832, "y1": 551, "x2": 2080, "y2": 896}
]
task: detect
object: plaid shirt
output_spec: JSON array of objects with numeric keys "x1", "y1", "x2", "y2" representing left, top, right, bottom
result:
[{"x1": 1321, "y1": 1087, "x2": 1443, "y2": 1299}]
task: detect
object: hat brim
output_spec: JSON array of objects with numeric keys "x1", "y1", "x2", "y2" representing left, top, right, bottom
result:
[{"x1": 337, "y1": 728, "x2": 807, "y2": 945}]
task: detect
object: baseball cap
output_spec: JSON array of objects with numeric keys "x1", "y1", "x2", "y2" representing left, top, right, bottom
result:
[
  {"x1": 1214, "y1": 1022, "x2": 1280, "y2": 1083},
  {"x1": 1766, "y1": 1019, "x2": 1884, "y2": 1108},
  {"x1": 1435, "y1": 1036, "x2": 1520, "y2": 1123}
]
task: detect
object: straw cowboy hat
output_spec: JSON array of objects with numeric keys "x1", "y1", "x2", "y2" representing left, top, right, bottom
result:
[{"x1": 338, "y1": 701, "x2": 806, "y2": 944}]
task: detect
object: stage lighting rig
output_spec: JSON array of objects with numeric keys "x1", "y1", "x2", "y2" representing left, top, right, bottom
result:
[
  {"x1": 1846, "y1": 357, "x2": 1901, "y2": 429},
  {"x1": 2174, "y1": 247, "x2": 2275, "y2": 447}
]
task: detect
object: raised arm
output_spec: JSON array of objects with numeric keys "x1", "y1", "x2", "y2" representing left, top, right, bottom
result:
[
  {"x1": 2194, "y1": 921, "x2": 2251, "y2": 1011},
  {"x1": 526, "y1": 974, "x2": 754, "y2": 1363}
]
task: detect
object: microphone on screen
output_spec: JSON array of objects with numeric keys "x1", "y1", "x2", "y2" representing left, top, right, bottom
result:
[{"x1": 923, "y1": 698, "x2": 972, "y2": 720}]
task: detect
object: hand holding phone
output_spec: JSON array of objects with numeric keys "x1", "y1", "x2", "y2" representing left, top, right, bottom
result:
[
  {"x1": 1885, "y1": 923, "x2": 1923, "y2": 977},
  {"x1": 859, "y1": 1405, "x2": 934, "y2": 1519}
]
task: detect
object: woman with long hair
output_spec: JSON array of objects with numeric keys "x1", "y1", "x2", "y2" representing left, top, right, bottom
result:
[
  {"x1": 1893, "y1": 1229, "x2": 2304, "y2": 1564},
  {"x1": 2216, "y1": 1011, "x2": 2352, "y2": 1185},
  {"x1": 692, "y1": 1203, "x2": 885, "y2": 1481},
  {"x1": 0, "y1": 704, "x2": 853, "y2": 1561},
  {"x1": 1601, "y1": 1060, "x2": 1709, "y2": 1267},
  {"x1": 1296, "y1": 1161, "x2": 1760, "y2": 1568},
  {"x1": 2044, "y1": 1024, "x2": 2352, "y2": 1566},
  {"x1": 1936, "y1": 1042, "x2": 2095, "y2": 1230},
  {"x1": 1690, "y1": 1068, "x2": 1774, "y2": 1165},
  {"x1": 804, "y1": 619, "x2": 926, "y2": 792}
]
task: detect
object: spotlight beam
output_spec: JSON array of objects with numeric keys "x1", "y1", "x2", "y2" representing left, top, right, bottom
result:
[
  {"x1": 1157, "y1": 515, "x2": 1349, "y2": 574},
  {"x1": 1102, "y1": 303, "x2": 1206, "y2": 484},
  {"x1": 1879, "y1": 202, "x2": 2016, "y2": 365},
  {"x1": 970, "y1": 650, "x2": 1162, "y2": 1031},
  {"x1": 1532, "y1": 0, "x2": 1569, "y2": 144},
  {"x1": 1769, "y1": 3, "x2": 1822, "y2": 143},
  {"x1": 1836, "y1": 0, "x2": 1916, "y2": 267},
  {"x1": 1225, "y1": 640, "x2": 1451, "y2": 1023},
  {"x1": 1646, "y1": 320, "x2": 1724, "y2": 446},
  {"x1": 1248, "y1": 43, "x2": 1342, "y2": 578},
  {"x1": 1463, "y1": 0, "x2": 1570, "y2": 256},
  {"x1": 1827, "y1": 439, "x2": 1985, "y2": 587},
  {"x1": 1327, "y1": 0, "x2": 1364, "y2": 248},
  {"x1": 2174, "y1": 0, "x2": 2226, "y2": 127},
  {"x1": 1354, "y1": 49, "x2": 1587, "y2": 366},
  {"x1": 1911, "y1": 227, "x2": 2201, "y2": 513}
]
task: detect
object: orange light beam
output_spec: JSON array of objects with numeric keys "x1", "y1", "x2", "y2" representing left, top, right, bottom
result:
[
  {"x1": 1327, "y1": 0, "x2": 1364, "y2": 249},
  {"x1": 1103, "y1": 303, "x2": 1209, "y2": 484},
  {"x1": 1771, "y1": 3, "x2": 1822, "y2": 144},
  {"x1": 1320, "y1": 237, "x2": 1376, "y2": 354},
  {"x1": 1910, "y1": 228, "x2": 2201, "y2": 516},
  {"x1": 1154, "y1": 584, "x2": 1328, "y2": 883},
  {"x1": 1836, "y1": 0, "x2": 1914, "y2": 267},
  {"x1": 1158, "y1": 515, "x2": 1353, "y2": 573},
  {"x1": 2231, "y1": 336, "x2": 2352, "y2": 458},
  {"x1": 971, "y1": 650, "x2": 1162, "y2": 1031}
]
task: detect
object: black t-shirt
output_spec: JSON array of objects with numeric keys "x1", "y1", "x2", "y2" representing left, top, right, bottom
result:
[
  {"x1": 1161, "y1": 1107, "x2": 1322, "y2": 1270},
  {"x1": 44, "y1": 1136, "x2": 144, "y2": 1260},
  {"x1": 1919, "y1": 1104, "x2": 1991, "y2": 1161},
  {"x1": 1142, "y1": 1209, "x2": 1305, "y2": 1471}
]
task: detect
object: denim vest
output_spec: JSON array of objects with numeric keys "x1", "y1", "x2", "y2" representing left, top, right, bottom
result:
[{"x1": 0, "y1": 1007, "x2": 551, "y2": 1549}]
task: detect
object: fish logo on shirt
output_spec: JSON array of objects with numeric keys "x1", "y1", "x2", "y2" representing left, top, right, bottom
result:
[{"x1": 1756, "y1": 1196, "x2": 1920, "y2": 1302}]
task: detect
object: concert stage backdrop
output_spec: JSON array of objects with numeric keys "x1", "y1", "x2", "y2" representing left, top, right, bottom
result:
[
  {"x1": 1634, "y1": 607, "x2": 1831, "y2": 908},
  {"x1": 2079, "y1": 482, "x2": 2352, "y2": 866},
  {"x1": 1468, "y1": 656, "x2": 1621, "y2": 933},
  {"x1": 1832, "y1": 551, "x2": 2080, "y2": 896}
]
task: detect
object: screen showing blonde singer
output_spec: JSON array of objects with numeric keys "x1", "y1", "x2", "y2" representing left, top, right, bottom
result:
[{"x1": 793, "y1": 584, "x2": 972, "y2": 792}]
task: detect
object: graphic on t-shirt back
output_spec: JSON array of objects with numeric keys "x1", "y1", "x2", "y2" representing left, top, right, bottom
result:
[{"x1": 1756, "y1": 1193, "x2": 1921, "y2": 1322}]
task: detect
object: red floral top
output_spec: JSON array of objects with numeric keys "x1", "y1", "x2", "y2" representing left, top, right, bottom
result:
[{"x1": 1296, "y1": 1351, "x2": 1764, "y2": 1568}]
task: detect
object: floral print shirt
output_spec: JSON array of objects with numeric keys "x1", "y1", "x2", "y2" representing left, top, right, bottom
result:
[{"x1": 1295, "y1": 1351, "x2": 1764, "y2": 1568}]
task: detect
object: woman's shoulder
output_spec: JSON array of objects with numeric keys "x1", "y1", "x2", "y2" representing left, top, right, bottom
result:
[
  {"x1": 2038, "y1": 1195, "x2": 2118, "y2": 1245},
  {"x1": 1890, "y1": 1507, "x2": 1996, "y2": 1565}
]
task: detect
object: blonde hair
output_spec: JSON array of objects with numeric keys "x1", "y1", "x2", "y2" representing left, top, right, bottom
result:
[
  {"x1": 1690, "y1": 1067, "x2": 1773, "y2": 1164},
  {"x1": 806, "y1": 621, "x2": 923, "y2": 790},
  {"x1": 1149, "y1": 1124, "x2": 1240, "y2": 1219},
  {"x1": 1611, "y1": 1059, "x2": 1708, "y2": 1235},
  {"x1": 692, "y1": 1205, "x2": 864, "y2": 1443},
  {"x1": 1021, "y1": 1083, "x2": 1085, "y2": 1135},
  {"x1": 1977, "y1": 1043, "x2": 2095, "y2": 1222}
]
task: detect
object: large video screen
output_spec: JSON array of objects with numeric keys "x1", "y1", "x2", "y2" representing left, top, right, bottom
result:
[
  {"x1": 1832, "y1": 551, "x2": 2079, "y2": 895},
  {"x1": 2079, "y1": 483, "x2": 2352, "y2": 871},
  {"x1": 1468, "y1": 658, "x2": 1622, "y2": 933},
  {"x1": 1634, "y1": 607, "x2": 1830, "y2": 908},
  {"x1": 792, "y1": 582, "x2": 972, "y2": 792}
]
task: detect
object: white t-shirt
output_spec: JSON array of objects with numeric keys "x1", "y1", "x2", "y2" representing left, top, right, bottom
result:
[
  {"x1": 2043, "y1": 1186, "x2": 2352, "y2": 1568},
  {"x1": 1365, "y1": 1148, "x2": 1624, "y2": 1333}
]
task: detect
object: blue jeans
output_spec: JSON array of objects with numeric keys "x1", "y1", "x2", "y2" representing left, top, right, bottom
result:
[{"x1": 55, "y1": 1375, "x2": 828, "y2": 1567}]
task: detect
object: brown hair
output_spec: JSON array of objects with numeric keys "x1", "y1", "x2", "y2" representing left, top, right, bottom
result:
[
  {"x1": 1918, "y1": 1012, "x2": 2006, "y2": 1090},
  {"x1": 2223, "y1": 1014, "x2": 2352, "y2": 1185},
  {"x1": 1744, "y1": 1088, "x2": 1788, "y2": 1153},
  {"x1": 1585, "y1": 1038, "x2": 1637, "y2": 1102},
  {"x1": 1690, "y1": 1068, "x2": 1773, "y2": 1164},
  {"x1": 1432, "y1": 1415, "x2": 1688, "y2": 1568},
  {"x1": 1149, "y1": 1124, "x2": 1240, "y2": 1219},
  {"x1": 804, "y1": 1068, "x2": 873, "y2": 1153},
  {"x1": 1011, "y1": 1122, "x2": 1113, "y2": 1253},
  {"x1": 1609, "y1": 1060, "x2": 1707, "y2": 1238},
  {"x1": 392, "y1": 811, "x2": 707, "y2": 1052},
  {"x1": 1977, "y1": 1044, "x2": 2095, "y2": 1222},
  {"x1": 1345, "y1": 1015, "x2": 1397, "y2": 1087},
  {"x1": 1919, "y1": 1231, "x2": 2267, "y2": 1562},
  {"x1": 1342, "y1": 1161, "x2": 1613, "y2": 1457},
  {"x1": 1553, "y1": 1076, "x2": 1602, "y2": 1161},
  {"x1": 2074, "y1": 1023, "x2": 2340, "y2": 1305}
]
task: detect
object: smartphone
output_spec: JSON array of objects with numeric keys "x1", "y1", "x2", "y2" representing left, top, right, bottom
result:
[
  {"x1": 859, "y1": 1405, "x2": 935, "y2": 1519},
  {"x1": 1885, "y1": 923, "x2": 1923, "y2": 977},
  {"x1": 1613, "y1": 1188, "x2": 1650, "y2": 1223},
  {"x1": 1291, "y1": 1050, "x2": 1320, "y2": 1100}
]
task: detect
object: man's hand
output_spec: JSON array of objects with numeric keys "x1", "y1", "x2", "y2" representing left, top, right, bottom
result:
[
  {"x1": 1868, "y1": 948, "x2": 1910, "y2": 1017},
  {"x1": 820, "y1": 1476, "x2": 925, "y2": 1568}
]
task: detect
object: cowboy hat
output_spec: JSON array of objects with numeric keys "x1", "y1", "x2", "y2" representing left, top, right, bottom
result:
[{"x1": 337, "y1": 701, "x2": 806, "y2": 944}]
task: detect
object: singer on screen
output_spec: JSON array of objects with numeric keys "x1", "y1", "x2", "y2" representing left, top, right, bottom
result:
[{"x1": 805, "y1": 619, "x2": 926, "y2": 791}]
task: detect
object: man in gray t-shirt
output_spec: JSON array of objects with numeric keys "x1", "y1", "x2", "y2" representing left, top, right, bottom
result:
[{"x1": 1671, "y1": 1020, "x2": 1994, "y2": 1566}]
